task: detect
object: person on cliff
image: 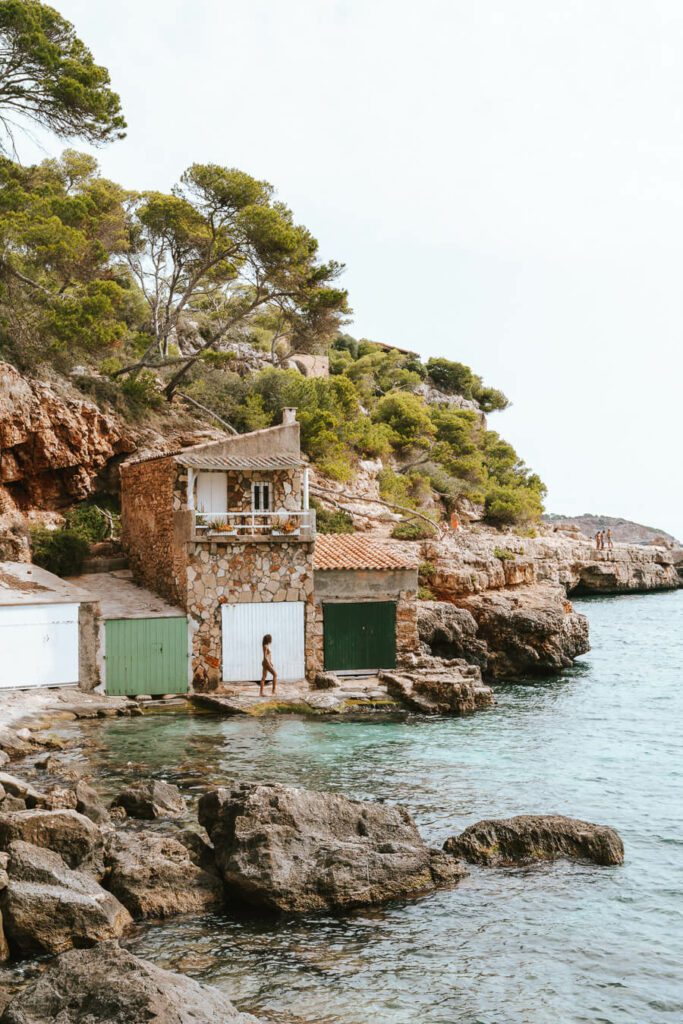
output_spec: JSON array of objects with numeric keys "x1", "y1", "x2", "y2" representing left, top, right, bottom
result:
[
  {"x1": 260, "y1": 634, "x2": 278, "y2": 697},
  {"x1": 606, "y1": 528, "x2": 614, "y2": 551},
  {"x1": 595, "y1": 530, "x2": 603, "y2": 550}
]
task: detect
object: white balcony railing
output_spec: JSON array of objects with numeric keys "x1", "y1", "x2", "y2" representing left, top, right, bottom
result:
[{"x1": 194, "y1": 509, "x2": 315, "y2": 539}]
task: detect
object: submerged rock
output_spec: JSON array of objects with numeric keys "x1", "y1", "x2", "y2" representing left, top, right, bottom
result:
[
  {"x1": 0, "y1": 939, "x2": 259, "y2": 1023},
  {"x1": 198, "y1": 782, "x2": 467, "y2": 913},
  {"x1": 381, "y1": 659, "x2": 494, "y2": 715},
  {"x1": 443, "y1": 814, "x2": 624, "y2": 866},
  {"x1": 110, "y1": 779, "x2": 185, "y2": 820},
  {"x1": 104, "y1": 831, "x2": 223, "y2": 919},
  {"x1": 0, "y1": 809, "x2": 103, "y2": 874},
  {"x1": 0, "y1": 841, "x2": 131, "y2": 956}
]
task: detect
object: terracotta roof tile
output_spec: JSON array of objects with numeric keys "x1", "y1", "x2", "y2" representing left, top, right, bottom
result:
[{"x1": 313, "y1": 534, "x2": 419, "y2": 571}]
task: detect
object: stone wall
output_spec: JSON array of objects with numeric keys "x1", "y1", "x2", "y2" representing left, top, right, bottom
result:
[
  {"x1": 120, "y1": 456, "x2": 185, "y2": 605},
  {"x1": 310, "y1": 567, "x2": 419, "y2": 673},
  {"x1": 187, "y1": 539, "x2": 316, "y2": 690}
]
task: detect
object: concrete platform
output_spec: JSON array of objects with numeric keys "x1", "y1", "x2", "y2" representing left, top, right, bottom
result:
[{"x1": 66, "y1": 570, "x2": 184, "y2": 620}]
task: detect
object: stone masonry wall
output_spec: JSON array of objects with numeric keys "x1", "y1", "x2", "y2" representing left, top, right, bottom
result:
[
  {"x1": 187, "y1": 539, "x2": 315, "y2": 690},
  {"x1": 120, "y1": 456, "x2": 183, "y2": 605}
]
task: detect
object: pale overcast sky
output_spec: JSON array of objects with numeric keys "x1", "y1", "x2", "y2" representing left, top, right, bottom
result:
[{"x1": 37, "y1": 1, "x2": 683, "y2": 538}]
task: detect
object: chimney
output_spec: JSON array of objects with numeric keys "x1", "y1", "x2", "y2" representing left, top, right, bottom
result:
[{"x1": 282, "y1": 407, "x2": 297, "y2": 425}]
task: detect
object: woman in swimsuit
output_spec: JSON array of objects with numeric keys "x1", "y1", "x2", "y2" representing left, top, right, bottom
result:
[{"x1": 260, "y1": 634, "x2": 278, "y2": 696}]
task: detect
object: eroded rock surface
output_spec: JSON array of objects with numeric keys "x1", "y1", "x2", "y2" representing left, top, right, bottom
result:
[
  {"x1": 104, "y1": 830, "x2": 223, "y2": 919},
  {"x1": 199, "y1": 782, "x2": 467, "y2": 913},
  {"x1": 0, "y1": 841, "x2": 131, "y2": 956},
  {"x1": 110, "y1": 780, "x2": 185, "y2": 820},
  {"x1": 0, "y1": 809, "x2": 103, "y2": 874},
  {"x1": 456, "y1": 584, "x2": 590, "y2": 679},
  {"x1": 0, "y1": 362, "x2": 135, "y2": 510},
  {"x1": 0, "y1": 940, "x2": 260, "y2": 1023},
  {"x1": 444, "y1": 814, "x2": 624, "y2": 866},
  {"x1": 380, "y1": 658, "x2": 494, "y2": 714}
]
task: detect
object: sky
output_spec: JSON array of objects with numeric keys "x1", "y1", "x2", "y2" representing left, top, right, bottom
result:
[{"x1": 25, "y1": 1, "x2": 683, "y2": 538}]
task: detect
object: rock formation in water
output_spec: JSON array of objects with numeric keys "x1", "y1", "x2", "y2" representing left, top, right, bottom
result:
[
  {"x1": 444, "y1": 814, "x2": 624, "y2": 866},
  {"x1": 0, "y1": 840, "x2": 131, "y2": 957},
  {"x1": 380, "y1": 657, "x2": 495, "y2": 713},
  {"x1": 0, "y1": 940, "x2": 260, "y2": 1024},
  {"x1": 413, "y1": 527, "x2": 679, "y2": 679},
  {"x1": 198, "y1": 781, "x2": 467, "y2": 913},
  {"x1": 110, "y1": 779, "x2": 186, "y2": 820},
  {"x1": 103, "y1": 830, "x2": 223, "y2": 919}
]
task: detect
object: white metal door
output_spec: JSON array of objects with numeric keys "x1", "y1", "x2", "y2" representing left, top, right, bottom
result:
[
  {"x1": 196, "y1": 472, "x2": 228, "y2": 513},
  {"x1": 0, "y1": 603, "x2": 79, "y2": 689},
  {"x1": 222, "y1": 602, "x2": 305, "y2": 682}
]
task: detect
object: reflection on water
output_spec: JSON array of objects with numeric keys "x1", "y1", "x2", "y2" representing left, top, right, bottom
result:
[{"x1": 3, "y1": 590, "x2": 683, "y2": 1023}]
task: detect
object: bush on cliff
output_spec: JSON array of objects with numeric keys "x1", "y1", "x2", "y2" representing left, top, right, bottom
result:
[{"x1": 30, "y1": 528, "x2": 89, "y2": 577}]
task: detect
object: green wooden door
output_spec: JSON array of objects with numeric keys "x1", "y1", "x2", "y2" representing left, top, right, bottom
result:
[
  {"x1": 323, "y1": 601, "x2": 396, "y2": 671},
  {"x1": 105, "y1": 617, "x2": 188, "y2": 696}
]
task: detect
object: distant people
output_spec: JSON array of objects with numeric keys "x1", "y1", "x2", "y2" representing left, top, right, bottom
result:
[
  {"x1": 606, "y1": 528, "x2": 614, "y2": 551},
  {"x1": 260, "y1": 633, "x2": 277, "y2": 697},
  {"x1": 595, "y1": 530, "x2": 602, "y2": 551}
]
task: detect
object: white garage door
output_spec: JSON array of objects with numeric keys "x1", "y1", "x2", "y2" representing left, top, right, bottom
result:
[
  {"x1": 222, "y1": 602, "x2": 305, "y2": 682},
  {"x1": 0, "y1": 603, "x2": 79, "y2": 689}
]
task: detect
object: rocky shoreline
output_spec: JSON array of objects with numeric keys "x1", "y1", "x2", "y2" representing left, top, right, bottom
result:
[{"x1": 0, "y1": 700, "x2": 624, "y2": 1021}]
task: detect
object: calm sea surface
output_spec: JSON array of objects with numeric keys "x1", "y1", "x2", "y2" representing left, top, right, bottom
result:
[{"x1": 8, "y1": 590, "x2": 683, "y2": 1023}]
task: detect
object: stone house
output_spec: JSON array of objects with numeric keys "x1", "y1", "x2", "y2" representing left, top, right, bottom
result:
[
  {"x1": 311, "y1": 535, "x2": 419, "y2": 673},
  {"x1": 120, "y1": 410, "x2": 418, "y2": 688}
]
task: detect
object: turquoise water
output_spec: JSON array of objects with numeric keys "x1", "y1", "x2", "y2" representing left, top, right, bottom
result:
[{"x1": 22, "y1": 591, "x2": 683, "y2": 1021}]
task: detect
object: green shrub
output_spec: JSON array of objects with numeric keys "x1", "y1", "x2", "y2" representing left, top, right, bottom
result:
[
  {"x1": 484, "y1": 485, "x2": 543, "y2": 527},
  {"x1": 417, "y1": 585, "x2": 436, "y2": 601},
  {"x1": 372, "y1": 392, "x2": 435, "y2": 449},
  {"x1": 493, "y1": 547, "x2": 516, "y2": 562},
  {"x1": 120, "y1": 370, "x2": 164, "y2": 409},
  {"x1": 64, "y1": 503, "x2": 119, "y2": 542},
  {"x1": 391, "y1": 519, "x2": 435, "y2": 540},
  {"x1": 419, "y1": 560, "x2": 436, "y2": 581},
  {"x1": 30, "y1": 528, "x2": 89, "y2": 577},
  {"x1": 311, "y1": 499, "x2": 354, "y2": 535}
]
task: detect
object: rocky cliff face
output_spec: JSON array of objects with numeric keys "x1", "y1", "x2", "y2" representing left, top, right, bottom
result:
[
  {"x1": 414, "y1": 527, "x2": 678, "y2": 680},
  {"x1": 0, "y1": 364, "x2": 136, "y2": 513},
  {"x1": 0, "y1": 362, "x2": 224, "y2": 549}
]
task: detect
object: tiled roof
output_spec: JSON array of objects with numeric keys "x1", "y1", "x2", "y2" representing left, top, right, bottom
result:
[
  {"x1": 176, "y1": 453, "x2": 303, "y2": 471},
  {"x1": 313, "y1": 534, "x2": 419, "y2": 571}
]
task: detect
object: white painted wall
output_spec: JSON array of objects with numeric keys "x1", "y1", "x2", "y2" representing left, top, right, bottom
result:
[
  {"x1": 0, "y1": 603, "x2": 79, "y2": 689},
  {"x1": 221, "y1": 602, "x2": 305, "y2": 682}
]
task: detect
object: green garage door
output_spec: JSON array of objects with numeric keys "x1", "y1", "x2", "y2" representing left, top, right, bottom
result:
[
  {"x1": 323, "y1": 601, "x2": 396, "y2": 672},
  {"x1": 105, "y1": 617, "x2": 188, "y2": 696}
]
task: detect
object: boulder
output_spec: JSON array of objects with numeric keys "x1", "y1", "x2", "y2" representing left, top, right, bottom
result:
[
  {"x1": 0, "y1": 841, "x2": 131, "y2": 956},
  {"x1": 313, "y1": 671, "x2": 340, "y2": 690},
  {"x1": 0, "y1": 940, "x2": 259, "y2": 1023},
  {"x1": 0, "y1": 752, "x2": 8, "y2": 769},
  {"x1": 110, "y1": 779, "x2": 185, "y2": 820},
  {"x1": 0, "y1": 809, "x2": 103, "y2": 874},
  {"x1": 443, "y1": 814, "x2": 624, "y2": 867},
  {"x1": 31, "y1": 786, "x2": 77, "y2": 811},
  {"x1": 73, "y1": 780, "x2": 109, "y2": 824},
  {"x1": 457, "y1": 584, "x2": 590, "y2": 679},
  {"x1": 0, "y1": 775, "x2": 40, "y2": 805},
  {"x1": 381, "y1": 659, "x2": 494, "y2": 715},
  {"x1": 417, "y1": 602, "x2": 488, "y2": 667},
  {"x1": 198, "y1": 782, "x2": 467, "y2": 913},
  {"x1": 0, "y1": 730, "x2": 35, "y2": 761},
  {"x1": 104, "y1": 831, "x2": 223, "y2": 919}
]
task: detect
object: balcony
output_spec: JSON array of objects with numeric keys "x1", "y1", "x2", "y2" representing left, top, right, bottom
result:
[{"x1": 193, "y1": 509, "x2": 315, "y2": 542}]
